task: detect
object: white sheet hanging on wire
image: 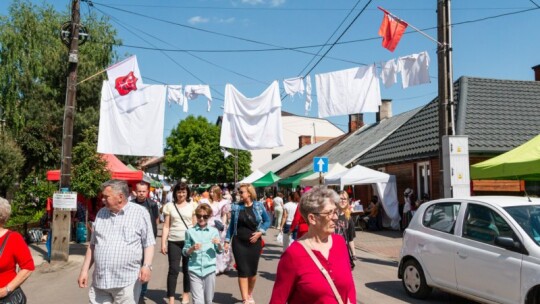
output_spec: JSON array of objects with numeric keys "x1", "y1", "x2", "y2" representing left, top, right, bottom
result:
[
  {"x1": 315, "y1": 64, "x2": 381, "y2": 118},
  {"x1": 305, "y1": 75, "x2": 312, "y2": 114},
  {"x1": 397, "y1": 51, "x2": 431, "y2": 88},
  {"x1": 167, "y1": 85, "x2": 187, "y2": 112},
  {"x1": 97, "y1": 81, "x2": 166, "y2": 157},
  {"x1": 220, "y1": 81, "x2": 284, "y2": 150},
  {"x1": 283, "y1": 76, "x2": 305, "y2": 97},
  {"x1": 184, "y1": 84, "x2": 212, "y2": 111}
]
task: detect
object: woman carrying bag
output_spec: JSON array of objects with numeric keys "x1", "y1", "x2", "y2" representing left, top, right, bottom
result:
[
  {"x1": 270, "y1": 187, "x2": 356, "y2": 304},
  {"x1": 224, "y1": 183, "x2": 271, "y2": 304},
  {"x1": 0, "y1": 197, "x2": 34, "y2": 304},
  {"x1": 161, "y1": 182, "x2": 196, "y2": 304}
]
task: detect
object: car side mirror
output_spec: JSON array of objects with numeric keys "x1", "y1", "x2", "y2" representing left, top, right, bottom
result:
[{"x1": 494, "y1": 236, "x2": 526, "y2": 254}]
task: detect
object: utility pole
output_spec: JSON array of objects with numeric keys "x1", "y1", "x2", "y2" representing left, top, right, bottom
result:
[
  {"x1": 52, "y1": 0, "x2": 80, "y2": 262},
  {"x1": 437, "y1": 0, "x2": 454, "y2": 198}
]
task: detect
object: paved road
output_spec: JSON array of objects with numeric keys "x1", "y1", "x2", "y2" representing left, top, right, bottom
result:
[{"x1": 24, "y1": 227, "x2": 477, "y2": 303}]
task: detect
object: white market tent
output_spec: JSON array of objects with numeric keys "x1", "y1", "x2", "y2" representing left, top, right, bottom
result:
[
  {"x1": 238, "y1": 170, "x2": 265, "y2": 184},
  {"x1": 300, "y1": 163, "x2": 348, "y2": 186},
  {"x1": 325, "y1": 165, "x2": 400, "y2": 230}
]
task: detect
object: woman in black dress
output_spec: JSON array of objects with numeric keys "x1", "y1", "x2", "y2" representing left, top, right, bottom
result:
[{"x1": 224, "y1": 183, "x2": 271, "y2": 304}]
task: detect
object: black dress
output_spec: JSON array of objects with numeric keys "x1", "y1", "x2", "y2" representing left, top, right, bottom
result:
[{"x1": 232, "y1": 205, "x2": 262, "y2": 277}]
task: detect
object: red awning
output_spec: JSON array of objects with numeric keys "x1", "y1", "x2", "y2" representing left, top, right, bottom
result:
[{"x1": 46, "y1": 154, "x2": 143, "y2": 181}]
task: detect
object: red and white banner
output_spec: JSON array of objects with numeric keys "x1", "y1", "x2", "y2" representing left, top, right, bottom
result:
[{"x1": 106, "y1": 55, "x2": 147, "y2": 112}]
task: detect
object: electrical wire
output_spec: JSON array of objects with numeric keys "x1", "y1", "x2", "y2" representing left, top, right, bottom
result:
[
  {"x1": 298, "y1": 0, "x2": 364, "y2": 76},
  {"x1": 303, "y1": 0, "x2": 374, "y2": 77},
  {"x1": 86, "y1": 0, "x2": 368, "y2": 65},
  {"x1": 91, "y1": 5, "x2": 225, "y2": 100},
  {"x1": 86, "y1": 6, "x2": 540, "y2": 55}
]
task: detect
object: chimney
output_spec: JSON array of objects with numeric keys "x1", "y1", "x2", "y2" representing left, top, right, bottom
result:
[
  {"x1": 532, "y1": 65, "x2": 540, "y2": 81},
  {"x1": 376, "y1": 99, "x2": 392, "y2": 122},
  {"x1": 299, "y1": 135, "x2": 311, "y2": 148},
  {"x1": 348, "y1": 113, "x2": 364, "y2": 133}
]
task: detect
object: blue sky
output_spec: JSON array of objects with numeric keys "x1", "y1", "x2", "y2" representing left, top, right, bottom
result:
[{"x1": 2, "y1": 0, "x2": 540, "y2": 144}]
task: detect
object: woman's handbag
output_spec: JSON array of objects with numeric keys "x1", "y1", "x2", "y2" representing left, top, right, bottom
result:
[
  {"x1": 214, "y1": 219, "x2": 225, "y2": 232},
  {"x1": 0, "y1": 232, "x2": 27, "y2": 304},
  {"x1": 299, "y1": 240, "x2": 345, "y2": 304},
  {"x1": 0, "y1": 287, "x2": 26, "y2": 304}
]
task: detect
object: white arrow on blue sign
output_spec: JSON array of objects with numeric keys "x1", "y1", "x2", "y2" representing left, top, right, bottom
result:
[{"x1": 313, "y1": 157, "x2": 329, "y2": 173}]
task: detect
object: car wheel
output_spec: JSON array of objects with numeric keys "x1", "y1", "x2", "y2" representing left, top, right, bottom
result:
[{"x1": 402, "y1": 259, "x2": 432, "y2": 299}]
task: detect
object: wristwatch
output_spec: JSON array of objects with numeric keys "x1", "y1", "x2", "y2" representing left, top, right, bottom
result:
[{"x1": 142, "y1": 264, "x2": 153, "y2": 271}]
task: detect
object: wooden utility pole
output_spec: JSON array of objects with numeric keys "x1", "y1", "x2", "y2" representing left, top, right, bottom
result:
[
  {"x1": 52, "y1": 0, "x2": 80, "y2": 262},
  {"x1": 437, "y1": 0, "x2": 454, "y2": 198}
]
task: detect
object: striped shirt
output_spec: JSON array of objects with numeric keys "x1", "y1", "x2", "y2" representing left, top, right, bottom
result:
[{"x1": 91, "y1": 203, "x2": 155, "y2": 289}]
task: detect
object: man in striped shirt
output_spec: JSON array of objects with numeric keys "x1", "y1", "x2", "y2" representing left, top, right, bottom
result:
[{"x1": 78, "y1": 180, "x2": 155, "y2": 304}]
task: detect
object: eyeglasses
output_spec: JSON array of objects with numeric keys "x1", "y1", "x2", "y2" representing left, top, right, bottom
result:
[
  {"x1": 340, "y1": 197, "x2": 348, "y2": 201},
  {"x1": 313, "y1": 209, "x2": 339, "y2": 217},
  {"x1": 196, "y1": 214, "x2": 210, "y2": 220},
  {"x1": 239, "y1": 191, "x2": 244, "y2": 194}
]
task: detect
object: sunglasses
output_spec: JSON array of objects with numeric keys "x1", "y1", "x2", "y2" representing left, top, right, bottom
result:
[
  {"x1": 313, "y1": 209, "x2": 339, "y2": 218},
  {"x1": 239, "y1": 191, "x2": 245, "y2": 194},
  {"x1": 196, "y1": 214, "x2": 210, "y2": 220}
]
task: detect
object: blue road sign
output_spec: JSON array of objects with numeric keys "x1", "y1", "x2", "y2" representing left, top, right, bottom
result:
[{"x1": 313, "y1": 157, "x2": 329, "y2": 173}]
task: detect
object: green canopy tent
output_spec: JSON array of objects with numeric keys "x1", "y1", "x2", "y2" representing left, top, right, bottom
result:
[
  {"x1": 252, "y1": 171, "x2": 281, "y2": 187},
  {"x1": 278, "y1": 170, "x2": 314, "y2": 188},
  {"x1": 196, "y1": 184, "x2": 211, "y2": 192},
  {"x1": 470, "y1": 134, "x2": 540, "y2": 181}
]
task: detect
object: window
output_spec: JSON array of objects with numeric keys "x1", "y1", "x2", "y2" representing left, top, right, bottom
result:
[
  {"x1": 416, "y1": 162, "x2": 430, "y2": 198},
  {"x1": 463, "y1": 204, "x2": 515, "y2": 245},
  {"x1": 505, "y1": 205, "x2": 540, "y2": 246},
  {"x1": 423, "y1": 202, "x2": 461, "y2": 233}
]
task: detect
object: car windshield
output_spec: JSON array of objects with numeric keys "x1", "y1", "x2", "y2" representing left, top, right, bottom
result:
[{"x1": 504, "y1": 205, "x2": 540, "y2": 246}]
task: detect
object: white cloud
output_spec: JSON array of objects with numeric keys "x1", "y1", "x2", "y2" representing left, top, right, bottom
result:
[
  {"x1": 188, "y1": 16, "x2": 210, "y2": 25},
  {"x1": 240, "y1": 0, "x2": 264, "y2": 5},
  {"x1": 216, "y1": 17, "x2": 236, "y2": 24},
  {"x1": 270, "y1": 0, "x2": 286, "y2": 7}
]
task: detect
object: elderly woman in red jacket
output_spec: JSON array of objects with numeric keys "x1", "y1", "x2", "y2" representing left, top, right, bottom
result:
[
  {"x1": 0, "y1": 197, "x2": 35, "y2": 302},
  {"x1": 270, "y1": 187, "x2": 355, "y2": 304}
]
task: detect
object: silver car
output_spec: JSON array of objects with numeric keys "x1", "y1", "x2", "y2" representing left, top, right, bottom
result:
[{"x1": 398, "y1": 196, "x2": 540, "y2": 304}]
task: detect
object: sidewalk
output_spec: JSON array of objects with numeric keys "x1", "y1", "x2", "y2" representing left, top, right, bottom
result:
[
  {"x1": 28, "y1": 240, "x2": 87, "y2": 271},
  {"x1": 354, "y1": 229, "x2": 403, "y2": 262}
]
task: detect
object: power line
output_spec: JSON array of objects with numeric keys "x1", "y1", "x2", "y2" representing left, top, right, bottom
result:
[
  {"x1": 86, "y1": 3, "x2": 533, "y2": 12},
  {"x1": 85, "y1": 7, "x2": 540, "y2": 55},
  {"x1": 91, "y1": 5, "x2": 222, "y2": 99},
  {"x1": 303, "y1": 0, "x2": 374, "y2": 77},
  {"x1": 86, "y1": 0, "x2": 368, "y2": 65},
  {"x1": 92, "y1": 5, "x2": 269, "y2": 88},
  {"x1": 298, "y1": 0, "x2": 364, "y2": 76}
]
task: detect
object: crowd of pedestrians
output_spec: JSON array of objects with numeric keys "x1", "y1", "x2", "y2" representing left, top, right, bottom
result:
[
  {"x1": 0, "y1": 181, "x2": 364, "y2": 304},
  {"x1": 0, "y1": 178, "x2": 362, "y2": 304}
]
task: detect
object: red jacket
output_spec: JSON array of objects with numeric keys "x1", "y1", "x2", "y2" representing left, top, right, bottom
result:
[{"x1": 290, "y1": 206, "x2": 308, "y2": 238}]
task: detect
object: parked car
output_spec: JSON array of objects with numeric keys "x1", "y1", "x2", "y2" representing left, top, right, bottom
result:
[{"x1": 398, "y1": 196, "x2": 540, "y2": 304}]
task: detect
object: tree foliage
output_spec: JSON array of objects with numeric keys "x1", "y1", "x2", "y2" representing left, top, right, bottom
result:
[
  {"x1": 0, "y1": 133, "x2": 25, "y2": 196},
  {"x1": 164, "y1": 115, "x2": 251, "y2": 183},
  {"x1": 0, "y1": 0, "x2": 119, "y2": 177},
  {"x1": 71, "y1": 125, "x2": 110, "y2": 198},
  {"x1": 9, "y1": 173, "x2": 56, "y2": 227}
]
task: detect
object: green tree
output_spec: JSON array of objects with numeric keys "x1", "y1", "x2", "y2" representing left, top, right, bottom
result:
[
  {"x1": 164, "y1": 115, "x2": 251, "y2": 183},
  {"x1": 71, "y1": 126, "x2": 110, "y2": 198},
  {"x1": 0, "y1": 133, "x2": 25, "y2": 196},
  {"x1": 0, "y1": 0, "x2": 120, "y2": 176},
  {"x1": 9, "y1": 173, "x2": 56, "y2": 227}
]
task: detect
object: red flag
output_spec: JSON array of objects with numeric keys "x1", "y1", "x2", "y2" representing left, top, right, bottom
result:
[{"x1": 378, "y1": 7, "x2": 408, "y2": 52}]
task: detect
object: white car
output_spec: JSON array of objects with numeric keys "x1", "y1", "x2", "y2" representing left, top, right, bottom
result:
[{"x1": 398, "y1": 196, "x2": 540, "y2": 304}]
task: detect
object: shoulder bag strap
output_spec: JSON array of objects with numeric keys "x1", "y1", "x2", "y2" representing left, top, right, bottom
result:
[
  {"x1": 299, "y1": 239, "x2": 345, "y2": 304},
  {"x1": 173, "y1": 203, "x2": 190, "y2": 230},
  {"x1": 0, "y1": 231, "x2": 12, "y2": 258}
]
